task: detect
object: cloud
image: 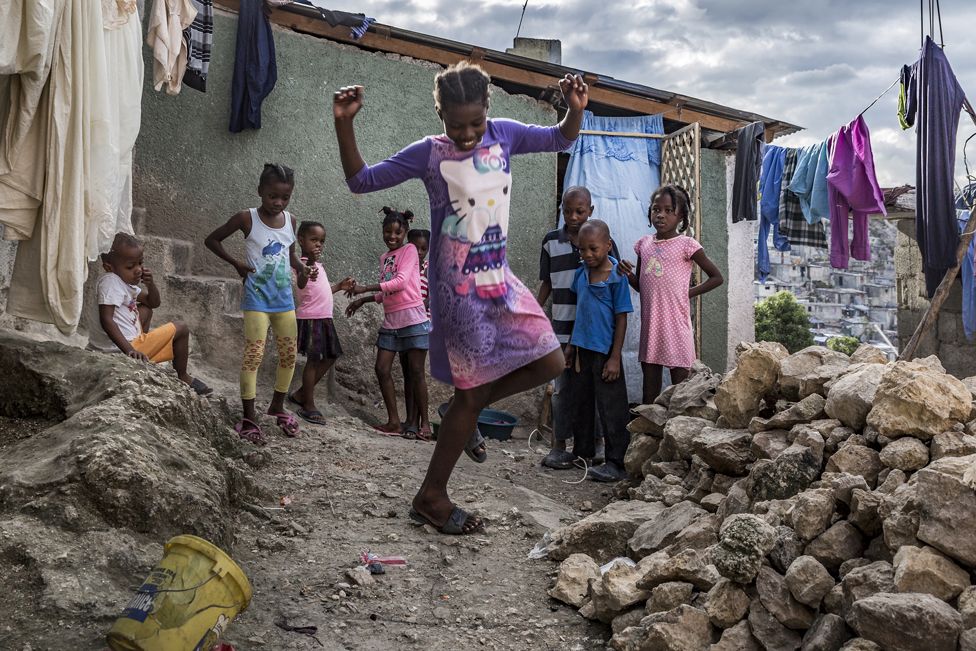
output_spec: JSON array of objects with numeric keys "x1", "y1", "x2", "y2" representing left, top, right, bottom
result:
[{"x1": 354, "y1": 0, "x2": 976, "y2": 186}]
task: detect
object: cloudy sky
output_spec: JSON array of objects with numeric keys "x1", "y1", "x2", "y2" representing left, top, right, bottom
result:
[{"x1": 354, "y1": 0, "x2": 976, "y2": 187}]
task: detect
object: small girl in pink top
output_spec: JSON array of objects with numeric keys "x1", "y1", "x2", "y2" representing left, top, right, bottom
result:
[
  {"x1": 346, "y1": 207, "x2": 431, "y2": 436},
  {"x1": 289, "y1": 220, "x2": 355, "y2": 425},
  {"x1": 619, "y1": 185, "x2": 724, "y2": 403}
]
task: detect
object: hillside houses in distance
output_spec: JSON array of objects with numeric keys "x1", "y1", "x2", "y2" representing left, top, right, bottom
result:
[{"x1": 754, "y1": 217, "x2": 899, "y2": 358}]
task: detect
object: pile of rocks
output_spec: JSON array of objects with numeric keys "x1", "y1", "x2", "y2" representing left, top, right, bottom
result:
[{"x1": 543, "y1": 342, "x2": 976, "y2": 650}]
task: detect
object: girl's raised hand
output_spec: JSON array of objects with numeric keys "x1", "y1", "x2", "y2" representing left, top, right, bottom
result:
[
  {"x1": 337, "y1": 277, "x2": 356, "y2": 292},
  {"x1": 345, "y1": 298, "x2": 363, "y2": 318},
  {"x1": 333, "y1": 85, "x2": 364, "y2": 120},
  {"x1": 558, "y1": 74, "x2": 588, "y2": 113}
]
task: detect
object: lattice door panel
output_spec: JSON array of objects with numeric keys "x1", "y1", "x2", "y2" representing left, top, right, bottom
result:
[{"x1": 660, "y1": 122, "x2": 703, "y2": 355}]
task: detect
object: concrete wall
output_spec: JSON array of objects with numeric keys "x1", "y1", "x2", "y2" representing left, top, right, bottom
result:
[
  {"x1": 894, "y1": 217, "x2": 976, "y2": 378},
  {"x1": 134, "y1": 10, "x2": 559, "y2": 286},
  {"x1": 694, "y1": 149, "x2": 754, "y2": 372}
]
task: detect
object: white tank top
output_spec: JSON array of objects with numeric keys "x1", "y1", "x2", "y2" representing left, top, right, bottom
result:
[{"x1": 241, "y1": 208, "x2": 296, "y2": 312}]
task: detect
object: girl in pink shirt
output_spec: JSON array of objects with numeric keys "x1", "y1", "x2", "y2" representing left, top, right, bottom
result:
[
  {"x1": 288, "y1": 220, "x2": 355, "y2": 425},
  {"x1": 619, "y1": 185, "x2": 724, "y2": 403},
  {"x1": 347, "y1": 207, "x2": 431, "y2": 436}
]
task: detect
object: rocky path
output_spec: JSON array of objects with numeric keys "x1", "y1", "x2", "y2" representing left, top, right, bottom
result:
[{"x1": 217, "y1": 402, "x2": 611, "y2": 650}]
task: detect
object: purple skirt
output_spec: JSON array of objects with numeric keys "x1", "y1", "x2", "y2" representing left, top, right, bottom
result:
[{"x1": 297, "y1": 318, "x2": 343, "y2": 361}]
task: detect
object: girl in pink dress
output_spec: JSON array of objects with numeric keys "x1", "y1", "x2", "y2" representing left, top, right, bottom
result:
[{"x1": 619, "y1": 185, "x2": 724, "y2": 403}]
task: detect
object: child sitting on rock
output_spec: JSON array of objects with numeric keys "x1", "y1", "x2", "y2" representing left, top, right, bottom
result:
[{"x1": 88, "y1": 233, "x2": 212, "y2": 395}]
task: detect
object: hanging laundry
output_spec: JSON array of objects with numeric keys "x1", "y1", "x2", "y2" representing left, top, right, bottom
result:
[
  {"x1": 778, "y1": 149, "x2": 828, "y2": 249},
  {"x1": 731, "y1": 121, "x2": 764, "y2": 223},
  {"x1": 958, "y1": 210, "x2": 975, "y2": 341},
  {"x1": 3, "y1": 1, "x2": 124, "y2": 332},
  {"x1": 182, "y1": 0, "x2": 213, "y2": 92},
  {"x1": 229, "y1": 0, "x2": 277, "y2": 132},
  {"x1": 289, "y1": 1, "x2": 375, "y2": 40},
  {"x1": 788, "y1": 140, "x2": 831, "y2": 224},
  {"x1": 757, "y1": 145, "x2": 788, "y2": 282},
  {"x1": 903, "y1": 37, "x2": 968, "y2": 297},
  {"x1": 147, "y1": 0, "x2": 197, "y2": 95},
  {"x1": 897, "y1": 64, "x2": 916, "y2": 130},
  {"x1": 0, "y1": 0, "x2": 66, "y2": 242},
  {"x1": 826, "y1": 115, "x2": 886, "y2": 269},
  {"x1": 95, "y1": 0, "x2": 144, "y2": 258}
]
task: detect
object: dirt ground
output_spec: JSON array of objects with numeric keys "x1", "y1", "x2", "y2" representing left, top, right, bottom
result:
[{"x1": 221, "y1": 393, "x2": 613, "y2": 651}]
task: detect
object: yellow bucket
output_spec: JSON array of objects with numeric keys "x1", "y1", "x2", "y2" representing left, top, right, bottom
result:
[{"x1": 106, "y1": 535, "x2": 253, "y2": 651}]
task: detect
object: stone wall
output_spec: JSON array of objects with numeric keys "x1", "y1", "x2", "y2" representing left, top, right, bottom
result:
[{"x1": 894, "y1": 217, "x2": 976, "y2": 378}]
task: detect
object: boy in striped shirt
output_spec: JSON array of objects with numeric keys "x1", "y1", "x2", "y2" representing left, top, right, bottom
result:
[{"x1": 537, "y1": 187, "x2": 618, "y2": 469}]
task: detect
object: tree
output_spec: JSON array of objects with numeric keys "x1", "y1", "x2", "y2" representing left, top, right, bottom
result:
[
  {"x1": 755, "y1": 291, "x2": 814, "y2": 353},
  {"x1": 827, "y1": 335, "x2": 860, "y2": 356}
]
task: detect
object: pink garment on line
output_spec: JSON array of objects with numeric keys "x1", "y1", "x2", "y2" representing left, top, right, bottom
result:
[
  {"x1": 634, "y1": 234, "x2": 702, "y2": 368},
  {"x1": 827, "y1": 115, "x2": 887, "y2": 269}
]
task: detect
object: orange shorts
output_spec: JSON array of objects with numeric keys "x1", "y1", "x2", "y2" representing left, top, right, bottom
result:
[{"x1": 130, "y1": 322, "x2": 177, "y2": 363}]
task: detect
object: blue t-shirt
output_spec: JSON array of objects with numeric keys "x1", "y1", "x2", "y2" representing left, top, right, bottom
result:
[{"x1": 569, "y1": 258, "x2": 633, "y2": 355}]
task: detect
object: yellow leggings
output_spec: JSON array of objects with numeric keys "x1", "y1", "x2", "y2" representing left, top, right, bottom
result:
[{"x1": 241, "y1": 310, "x2": 297, "y2": 400}]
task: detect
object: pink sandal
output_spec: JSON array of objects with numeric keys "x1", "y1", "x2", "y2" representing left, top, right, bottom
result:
[
  {"x1": 235, "y1": 419, "x2": 267, "y2": 446},
  {"x1": 269, "y1": 412, "x2": 300, "y2": 437}
]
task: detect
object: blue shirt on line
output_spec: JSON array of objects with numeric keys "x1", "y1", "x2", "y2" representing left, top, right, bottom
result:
[{"x1": 569, "y1": 258, "x2": 634, "y2": 355}]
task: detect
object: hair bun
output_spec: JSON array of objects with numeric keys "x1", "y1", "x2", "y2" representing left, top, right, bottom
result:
[
  {"x1": 380, "y1": 206, "x2": 394, "y2": 216},
  {"x1": 403, "y1": 210, "x2": 415, "y2": 222}
]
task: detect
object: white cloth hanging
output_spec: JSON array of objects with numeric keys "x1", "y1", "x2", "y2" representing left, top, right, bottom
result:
[{"x1": 147, "y1": 0, "x2": 197, "y2": 95}]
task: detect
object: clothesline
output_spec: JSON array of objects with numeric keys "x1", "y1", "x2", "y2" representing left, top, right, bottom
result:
[{"x1": 578, "y1": 129, "x2": 666, "y2": 139}]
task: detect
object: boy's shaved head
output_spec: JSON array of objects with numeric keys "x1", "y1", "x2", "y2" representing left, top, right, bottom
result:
[
  {"x1": 562, "y1": 185, "x2": 592, "y2": 205},
  {"x1": 578, "y1": 219, "x2": 610, "y2": 241}
]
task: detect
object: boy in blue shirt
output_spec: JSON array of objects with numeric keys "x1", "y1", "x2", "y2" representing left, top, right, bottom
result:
[{"x1": 565, "y1": 220, "x2": 633, "y2": 482}]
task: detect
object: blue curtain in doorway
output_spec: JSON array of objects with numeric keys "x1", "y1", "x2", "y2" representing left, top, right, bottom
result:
[{"x1": 562, "y1": 111, "x2": 664, "y2": 402}]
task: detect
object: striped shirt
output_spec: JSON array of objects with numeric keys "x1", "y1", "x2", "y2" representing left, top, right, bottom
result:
[
  {"x1": 539, "y1": 227, "x2": 619, "y2": 343},
  {"x1": 420, "y1": 259, "x2": 430, "y2": 319}
]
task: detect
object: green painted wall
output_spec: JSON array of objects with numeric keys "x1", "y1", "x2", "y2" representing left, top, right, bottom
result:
[
  {"x1": 134, "y1": 11, "x2": 559, "y2": 285},
  {"x1": 698, "y1": 148, "x2": 731, "y2": 372}
]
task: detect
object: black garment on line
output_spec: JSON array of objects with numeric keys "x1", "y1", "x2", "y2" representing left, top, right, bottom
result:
[
  {"x1": 562, "y1": 348, "x2": 630, "y2": 466},
  {"x1": 290, "y1": 1, "x2": 375, "y2": 39},
  {"x1": 229, "y1": 0, "x2": 277, "y2": 132},
  {"x1": 903, "y1": 37, "x2": 968, "y2": 297},
  {"x1": 731, "y1": 121, "x2": 765, "y2": 223}
]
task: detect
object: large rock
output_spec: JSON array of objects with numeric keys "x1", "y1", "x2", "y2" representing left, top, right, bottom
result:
[
  {"x1": 757, "y1": 566, "x2": 816, "y2": 629},
  {"x1": 825, "y1": 444, "x2": 882, "y2": 488},
  {"x1": 779, "y1": 346, "x2": 851, "y2": 401},
  {"x1": 866, "y1": 359, "x2": 972, "y2": 440},
  {"x1": 714, "y1": 341, "x2": 788, "y2": 427},
  {"x1": 892, "y1": 545, "x2": 970, "y2": 602},
  {"x1": 841, "y1": 561, "x2": 895, "y2": 613},
  {"x1": 711, "y1": 514, "x2": 777, "y2": 583},
  {"x1": 752, "y1": 429, "x2": 791, "y2": 460},
  {"x1": 704, "y1": 577, "x2": 750, "y2": 629},
  {"x1": 668, "y1": 364, "x2": 722, "y2": 419},
  {"x1": 824, "y1": 363, "x2": 886, "y2": 430},
  {"x1": 839, "y1": 641, "x2": 880, "y2": 651},
  {"x1": 805, "y1": 522, "x2": 865, "y2": 573},
  {"x1": 0, "y1": 333, "x2": 248, "y2": 547},
  {"x1": 790, "y1": 488, "x2": 836, "y2": 542},
  {"x1": 625, "y1": 434, "x2": 661, "y2": 477},
  {"x1": 712, "y1": 620, "x2": 761, "y2": 650},
  {"x1": 786, "y1": 555, "x2": 835, "y2": 608},
  {"x1": 647, "y1": 581, "x2": 695, "y2": 614},
  {"x1": 630, "y1": 403, "x2": 669, "y2": 436},
  {"x1": 802, "y1": 613, "x2": 852, "y2": 651},
  {"x1": 960, "y1": 587, "x2": 976, "y2": 629},
  {"x1": 549, "y1": 553, "x2": 600, "y2": 607},
  {"x1": 848, "y1": 489, "x2": 883, "y2": 537},
  {"x1": 692, "y1": 428, "x2": 754, "y2": 476},
  {"x1": 930, "y1": 431, "x2": 976, "y2": 461},
  {"x1": 916, "y1": 454, "x2": 976, "y2": 567},
  {"x1": 770, "y1": 525, "x2": 806, "y2": 574},
  {"x1": 766, "y1": 394, "x2": 828, "y2": 430},
  {"x1": 628, "y1": 501, "x2": 708, "y2": 559},
  {"x1": 879, "y1": 438, "x2": 929, "y2": 472},
  {"x1": 880, "y1": 481, "x2": 920, "y2": 550},
  {"x1": 659, "y1": 416, "x2": 714, "y2": 462},
  {"x1": 847, "y1": 592, "x2": 963, "y2": 651},
  {"x1": 637, "y1": 548, "x2": 720, "y2": 591},
  {"x1": 850, "y1": 345, "x2": 888, "y2": 365},
  {"x1": 640, "y1": 605, "x2": 713, "y2": 651},
  {"x1": 590, "y1": 561, "x2": 650, "y2": 622},
  {"x1": 749, "y1": 599, "x2": 802, "y2": 650},
  {"x1": 548, "y1": 499, "x2": 667, "y2": 563},
  {"x1": 748, "y1": 444, "x2": 822, "y2": 502}
]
